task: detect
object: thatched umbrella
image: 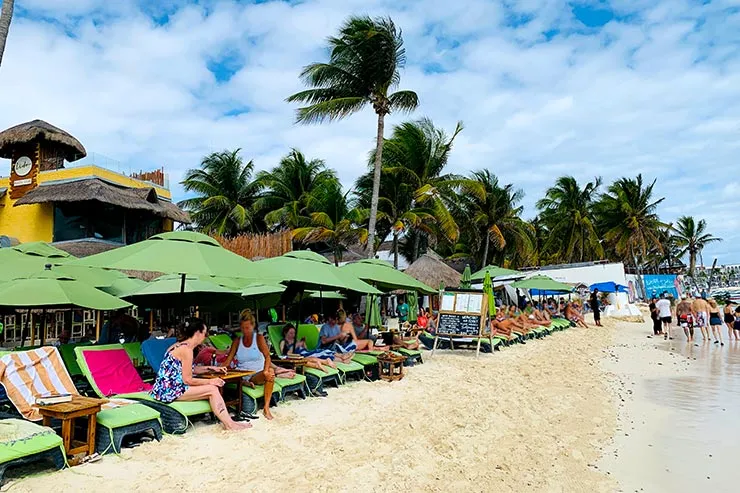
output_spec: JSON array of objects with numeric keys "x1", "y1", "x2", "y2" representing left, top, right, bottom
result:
[
  {"x1": 404, "y1": 253, "x2": 462, "y2": 290},
  {"x1": 0, "y1": 119, "x2": 87, "y2": 161}
]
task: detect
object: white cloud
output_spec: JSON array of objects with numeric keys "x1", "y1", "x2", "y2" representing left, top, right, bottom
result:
[{"x1": 1, "y1": 0, "x2": 739, "y2": 263}]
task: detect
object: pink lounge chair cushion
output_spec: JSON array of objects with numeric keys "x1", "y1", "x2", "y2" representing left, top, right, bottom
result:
[{"x1": 83, "y1": 348, "x2": 152, "y2": 397}]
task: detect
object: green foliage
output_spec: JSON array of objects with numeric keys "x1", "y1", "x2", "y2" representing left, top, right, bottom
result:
[{"x1": 178, "y1": 149, "x2": 262, "y2": 236}]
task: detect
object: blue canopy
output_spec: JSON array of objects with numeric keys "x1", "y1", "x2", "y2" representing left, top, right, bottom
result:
[
  {"x1": 590, "y1": 282, "x2": 628, "y2": 293},
  {"x1": 529, "y1": 289, "x2": 571, "y2": 296}
]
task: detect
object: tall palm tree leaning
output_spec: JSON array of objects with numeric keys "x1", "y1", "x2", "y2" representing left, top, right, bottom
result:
[
  {"x1": 286, "y1": 16, "x2": 418, "y2": 257},
  {"x1": 0, "y1": 0, "x2": 14, "y2": 69},
  {"x1": 671, "y1": 215, "x2": 722, "y2": 277},
  {"x1": 179, "y1": 149, "x2": 262, "y2": 236}
]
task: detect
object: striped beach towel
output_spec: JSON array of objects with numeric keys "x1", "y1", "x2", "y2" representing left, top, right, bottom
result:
[{"x1": 0, "y1": 347, "x2": 78, "y2": 421}]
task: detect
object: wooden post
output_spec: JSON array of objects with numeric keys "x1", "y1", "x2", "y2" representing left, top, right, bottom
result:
[
  {"x1": 40, "y1": 309, "x2": 47, "y2": 346},
  {"x1": 149, "y1": 310, "x2": 154, "y2": 333},
  {"x1": 29, "y1": 312, "x2": 35, "y2": 347},
  {"x1": 95, "y1": 311, "x2": 101, "y2": 340},
  {"x1": 281, "y1": 305, "x2": 286, "y2": 323}
]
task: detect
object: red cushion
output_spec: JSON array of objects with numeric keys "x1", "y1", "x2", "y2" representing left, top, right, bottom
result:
[{"x1": 83, "y1": 348, "x2": 152, "y2": 397}]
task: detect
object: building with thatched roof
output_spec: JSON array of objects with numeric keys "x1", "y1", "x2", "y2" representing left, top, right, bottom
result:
[
  {"x1": 404, "y1": 251, "x2": 462, "y2": 289},
  {"x1": 0, "y1": 119, "x2": 189, "y2": 253}
]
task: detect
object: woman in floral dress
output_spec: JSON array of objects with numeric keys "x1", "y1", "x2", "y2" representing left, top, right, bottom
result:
[{"x1": 150, "y1": 317, "x2": 250, "y2": 431}]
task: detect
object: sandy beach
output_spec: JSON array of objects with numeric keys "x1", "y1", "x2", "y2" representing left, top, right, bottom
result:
[
  {"x1": 13, "y1": 313, "x2": 739, "y2": 493},
  {"x1": 4, "y1": 321, "x2": 617, "y2": 493}
]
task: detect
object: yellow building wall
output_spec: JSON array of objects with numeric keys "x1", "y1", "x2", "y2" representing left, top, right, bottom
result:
[{"x1": 0, "y1": 165, "x2": 173, "y2": 243}]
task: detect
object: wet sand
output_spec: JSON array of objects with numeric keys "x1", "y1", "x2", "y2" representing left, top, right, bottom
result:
[
  {"x1": 601, "y1": 315, "x2": 740, "y2": 492},
  {"x1": 7, "y1": 323, "x2": 619, "y2": 493}
]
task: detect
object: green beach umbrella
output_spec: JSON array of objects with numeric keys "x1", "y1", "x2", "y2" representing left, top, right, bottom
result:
[
  {"x1": 238, "y1": 282, "x2": 286, "y2": 312},
  {"x1": 341, "y1": 259, "x2": 435, "y2": 293},
  {"x1": 512, "y1": 275, "x2": 573, "y2": 293},
  {"x1": 407, "y1": 291, "x2": 419, "y2": 323},
  {"x1": 0, "y1": 243, "x2": 73, "y2": 281},
  {"x1": 100, "y1": 276, "x2": 148, "y2": 297},
  {"x1": 483, "y1": 271, "x2": 496, "y2": 317},
  {"x1": 460, "y1": 264, "x2": 472, "y2": 289},
  {"x1": 256, "y1": 250, "x2": 381, "y2": 294},
  {"x1": 71, "y1": 231, "x2": 259, "y2": 279},
  {"x1": 122, "y1": 274, "x2": 242, "y2": 308},
  {"x1": 307, "y1": 290, "x2": 346, "y2": 300},
  {"x1": 366, "y1": 293, "x2": 382, "y2": 329},
  {"x1": 470, "y1": 264, "x2": 523, "y2": 281},
  {"x1": 0, "y1": 268, "x2": 130, "y2": 310}
]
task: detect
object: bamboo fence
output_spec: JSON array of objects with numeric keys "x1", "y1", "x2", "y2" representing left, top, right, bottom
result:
[{"x1": 213, "y1": 230, "x2": 293, "y2": 259}]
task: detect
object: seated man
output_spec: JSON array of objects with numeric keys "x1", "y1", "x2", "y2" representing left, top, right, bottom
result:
[
  {"x1": 319, "y1": 312, "x2": 355, "y2": 363},
  {"x1": 338, "y1": 310, "x2": 376, "y2": 351}
]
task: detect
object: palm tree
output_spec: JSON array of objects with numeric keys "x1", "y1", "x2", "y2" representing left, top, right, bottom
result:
[
  {"x1": 179, "y1": 149, "x2": 262, "y2": 236},
  {"x1": 536, "y1": 176, "x2": 603, "y2": 263},
  {"x1": 460, "y1": 170, "x2": 534, "y2": 268},
  {"x1": 671, "y1": 215, "x2": 722, "y2": 277},
  {"x1": 0, "y1": 0, "x2": 13, "y2": 69},
  {"x1": 292, "y1": 182, "x2": 368, "y2": 266},
  {"x1": 286, "y1": 15, "x2": 418, "y2": 259},
  {"x1": 380, "y1": 118, "x2": 468, "y2": 261},
  {"x1": 595, "y1": 175, "x2": 665, "y2": 268},
  {"x1": 354, "y1": 171, "x2": 431, "y2": 268},
  {"x1": 256, "y1": 149, "x2": 337, "y2": 230}
]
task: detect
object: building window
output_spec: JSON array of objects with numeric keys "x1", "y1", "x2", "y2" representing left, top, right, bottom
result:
[{"x1": 53, "y1": 202, "x2": 124, "y2": 243}]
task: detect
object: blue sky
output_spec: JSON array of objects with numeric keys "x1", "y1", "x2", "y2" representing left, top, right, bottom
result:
[{"x1": 2, "y1": 0, "x2": 740, "y2": 264}]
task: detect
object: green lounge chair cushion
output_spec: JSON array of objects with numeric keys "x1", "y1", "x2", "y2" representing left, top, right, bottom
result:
[
  {"x1": 241, "y1": 383, "x2": 282, "y2": 399},
  {"x1": 122, "y1": 342, "x2": 146, "y2": 366},
  {"x1": 275, "y1": 374, "x2": 306, "y2": 387},
  {"x1": 96, "y1": 403, "x2": 161, "y2": 429},
  {"x1": 209, "y1": 334, "x2": 233, "y2": 351},
  {"x1": 396, "y1": 348, "x2": 422, "y2": 357},
  {"x1": 335, "y1": 361, "x2": 364, "y2": 373},
  {"x1": 352, "y1": 353, "x2": 378, "y2": 366},
  {"x1": 304, "y1": 366, "x2": 340, "y2": 379},
  {"x1": 0, "y1": 420, "x2": 63, "y2": 465},
  {"x1": 116, "y1": 392, "x2": 213, "y2": 416}
]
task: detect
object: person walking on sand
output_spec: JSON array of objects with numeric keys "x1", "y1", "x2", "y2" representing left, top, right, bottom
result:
[
  {"x1": 648, "y1": 298, "x2": 662, "y2": 336},
  {"x1": 590, "y1": 289, "x2": 602, "y2": 327},
  {"x1": 691, "y1": 296, "x2": 710, "y2": 342},
  {"x1": 656, "y1": 294, "x2": 673, "y2": 339},
  {"x1": 724, "y1": 303, "x2": 735, "y2": 341},
  {"x1": 676, "y1": 296, "x2": 695, "y2": 342},
  {"x1": 707, "y1": 298, "x2": 724, "y2": 346}
]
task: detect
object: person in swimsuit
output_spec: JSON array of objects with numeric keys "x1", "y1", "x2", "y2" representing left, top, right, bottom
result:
[
  {"x1": 691, "y1": 297, "x2": 711, "y2": 342},
  {"x1": 707, "y1": 299, "x2": 724, "y2": 346},
  {"x1": 150, "y1": 318, "x2": 250, "y2": 431},
  {"x1": 724, "y1": 303, "x2": 735, "y2": 341},
  {"x1": 338, "y1": 310, "x2": 376, "y2": 352},
  {"x1": 590, "y1": 289, "x2": 602, "y2": 327},
  {"x1": 734, "y1": 307, "x2": 740, "y2": 341},
  {"x1": 223, "y1": 309, "x2": 277, "y2": 420},
  {"x1": 279, "y1": 323, "x2": 337, "y2": 372},
  {"x1": 676, "y1": 297, "x2": 694, "y2": 341}
]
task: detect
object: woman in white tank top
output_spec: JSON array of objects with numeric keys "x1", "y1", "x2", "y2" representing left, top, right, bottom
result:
[{"x1": 224, "y1": 309, "x2": 276, "y2": 420}]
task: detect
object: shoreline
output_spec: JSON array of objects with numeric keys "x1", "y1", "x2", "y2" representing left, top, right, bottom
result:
[
  {"x1": 600, "y1": 316, "x2": 740, "y2": 493},
  {"x1": 8, "y1": 322, "x2": 625, "y2": 493}
]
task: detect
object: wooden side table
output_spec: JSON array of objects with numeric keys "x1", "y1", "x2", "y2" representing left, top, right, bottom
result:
[
  {"x1": 202, "y1": 370, "x2": 254, "y2": 414},
  {"x1": 38, "y1": 395, "x2": 106, "y2": 459}
]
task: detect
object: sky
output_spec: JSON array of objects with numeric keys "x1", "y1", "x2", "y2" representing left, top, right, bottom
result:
[{"x1": 1, "y1": 0, "x2": 739, "y2": 264}]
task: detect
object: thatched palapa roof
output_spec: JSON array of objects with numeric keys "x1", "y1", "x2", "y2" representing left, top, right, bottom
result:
[
  {"x1": 404, "y1": 251, "x2": 462, "y2": 290},
  {"x1": 0, "y1": 120, "x2": 87, "y2": 161},
  {"x1": 14, "y1": 177, "x2": 191, "y2": 223}
]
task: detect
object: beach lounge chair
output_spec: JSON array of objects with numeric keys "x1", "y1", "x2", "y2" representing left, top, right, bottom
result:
[
  {"x1": 75, "y1": 345, "x2": 210, "y2": 435},
  {"x1": 297, "y1": 324, "x2": 365, "y2": 384},
  {"x1": 0, "y1": 347, "x2": 162, "y2": 454},
  {"x1": 140, "y1": 337, "x2": 177, "y2": 373},
  {"x1": 266, "y1": 325, "x2": 341, "y2": 394},
  {"x1": 0, "y1": 419, "x2": 66, "y2": 482}
]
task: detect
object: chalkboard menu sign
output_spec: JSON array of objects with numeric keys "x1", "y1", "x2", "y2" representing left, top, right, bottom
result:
[
  {"x1": 432, "y1": 290, "x2": 492, "y2": 358},
  {"x1": 438, "y1": 313, "x2": 482, "y2": 336}
]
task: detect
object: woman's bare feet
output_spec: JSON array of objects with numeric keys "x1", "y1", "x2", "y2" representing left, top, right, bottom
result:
[
  {"x1": 225, "y1": 420, "x2": 252, "y2": 431},
  {"x1": 325, "y1": 359, "x2": 337, "y2": 369},
  {"x1": 263, "y1": 408, "x2": 274, "y2": 420}
]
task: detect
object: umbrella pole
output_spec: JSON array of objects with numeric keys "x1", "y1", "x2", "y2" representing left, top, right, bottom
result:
[
  {"x1": 320, "y1": 288, "x2": 324, "y2": 320},
  {"x1": 149, "y1": 310, "x2": 154, "y2": 333},
  {"x1": 180, "y1": 273, "x2": 186, "y2": 294},
  {"x1": 281, "y1": 305, "x2": 286, "y2": 323},
  {"x1": 96, "y1": 311, "x2": 101, "y2": 341},
  {"x1": 41, "y1": 310, "x2": 47, "y2": 346},
  {"x1": 29, "y1": 310, "x2": 35, "y2": 347}
]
